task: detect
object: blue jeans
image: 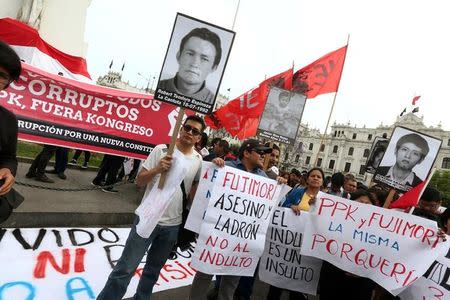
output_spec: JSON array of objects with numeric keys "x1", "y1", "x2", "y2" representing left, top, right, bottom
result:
[{"x1": 97, "y1": 217, "x2": 179, "y2": 300}]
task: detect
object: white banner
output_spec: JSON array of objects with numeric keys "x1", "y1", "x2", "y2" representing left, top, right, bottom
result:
[
  {"x1": 185, "y1": 162, "x2": 220, "y2": 233},
  {"x1": 399, "y1": 249, "x2": 450, "y2": 300},
  {"x1": 259, "y1": 208, "x2": 322, "y2": 295},
  {"x1": 300, "y1": 192, "x2": 450, "y2": 294},
  {"x1": 192, "y1": 166, "x2": 280, "y2": 276},
  {"x1": 0, "y1": 228, "x2": 196, "y2": 300},
  {"x1": 135, "y1": 148, "x2": 191, "y2": 238}
]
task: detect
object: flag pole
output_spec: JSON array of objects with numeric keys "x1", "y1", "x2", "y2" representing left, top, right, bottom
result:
[
  {"x1": 231, "y1": 0, "x2": 241, "y2": 30},
  {"x1": 313, "y1": 35, "x2": 350, "y2": 166}
]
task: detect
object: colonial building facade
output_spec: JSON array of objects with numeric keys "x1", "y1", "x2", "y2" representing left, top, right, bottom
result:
[{"x1": 280, "y1": 113, "x2": 450, "y2": 182}]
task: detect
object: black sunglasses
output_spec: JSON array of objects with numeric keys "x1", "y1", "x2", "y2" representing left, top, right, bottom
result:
[{"x1": 182, "y1": 124, "x2": 202, "y2": 136}]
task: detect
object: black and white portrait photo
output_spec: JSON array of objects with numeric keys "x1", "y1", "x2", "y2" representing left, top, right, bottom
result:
[
  {"x1": 155, "y1": 13, "x2": 235, "y2": 114},
  {"x1": 257, "y1": 87, "x2": 306, "y2": 145},
  {"x1": 374, "y1": 126, "x2": 442, "y2": 191},
  {"x1": 365, "y1": 137, "x2": 388, "y2": 174}
]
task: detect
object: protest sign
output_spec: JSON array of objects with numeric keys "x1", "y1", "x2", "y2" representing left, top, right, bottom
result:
[
  {"x1": 399, "y1": 248, "x2": 450, "y2": 300},
  {"x1": 259, "y1": 208, "x2": 322, "y2": 295},
  {"x1": 373, "y1": 126, "x2": 442, "y2": 192},
  {"x1": 301, "y1": 192, "x2": 450, "y2": 294},
  {"x1": 135, "y1": 148, "x2": 192, "y2": 238},
  {"x1": 155, "y1": 13, "x2": 235, "y2": 114},
  {"x1": 0, "y1": 228, "x2": 196, "y2": 300},
  {"x1": 185, "y1": 162, "x2": 220, "y2": 233},
  {"x1": 192, "y1": 166, "x2": 280, "y2": 276},
  {"x1": 0, "y1": 63, "x2": 193, "y2": 159},
  {"x1": 257, "y1": 87, "x2": 306, "y2": 145}
]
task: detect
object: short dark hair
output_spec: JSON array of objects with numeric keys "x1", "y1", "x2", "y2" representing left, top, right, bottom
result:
[
  {"x1": 395, "y1": 133, "x2": 430, "y2": 159},
  {"x1": 179, "y1": 28, "x2": 222, "y2": 68},
  {"x1": 0, "y1": 41, "x2": 22, "y2": 84},
  {"x1": 420, "y1": 187, "x2": 442, "y2": 203},
  {"x1": 264, "y1": 142, "x2": 280, "y2": 152},
  {"x1": 440, "y1": 208, "x2": 450, "y2": 231},
  {"x1": 218, "y1": 139, "x2": 229, "y2": 151},
  {"x1": 331, "y1": 172, "x2": 345, "y2": 187},
  {"x1": 290, "y1": 168, "x2": 301, "y2": 177},
  {"x1": 279, "y1": 90, "x2": 290, "y2": 99},
  {"x1": 198, "y1": 132, "x2": 208, "y2": 148},
  {"x1": 351, "y1": 189, "x2": 376, "y2": 205},
  {"x1": 184, "y1": 115, "x2": 206, "y2": 131},
  {"x1": 210, "y1": 137, "x2": 221, "y2": 147}
]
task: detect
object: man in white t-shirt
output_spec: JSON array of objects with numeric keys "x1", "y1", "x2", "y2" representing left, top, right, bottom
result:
[{"x1": 98, "y1": 115, "x2": 205, "y2": 300}]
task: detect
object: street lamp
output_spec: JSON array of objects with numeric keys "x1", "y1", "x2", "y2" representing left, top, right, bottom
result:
[{"x1": 137, "y1": 72, "x2": 151, "y2": 94}]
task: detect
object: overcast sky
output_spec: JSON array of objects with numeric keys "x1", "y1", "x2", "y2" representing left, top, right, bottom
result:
[{"x1": 85, "y1": 0, "x2": 450, "y2": 133}]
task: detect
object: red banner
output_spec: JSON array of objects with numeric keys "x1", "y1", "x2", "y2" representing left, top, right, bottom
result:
[
  {"x1": 0, "y1": 64, "x2": 190, "y2": 159},
  {"x1": 293, "y1": 46, "x2": 347, "y2": 99}
]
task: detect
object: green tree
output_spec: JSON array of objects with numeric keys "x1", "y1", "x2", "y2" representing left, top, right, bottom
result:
[{"x1": 429, "y1": 170, "x2": 450, "y2": 207}]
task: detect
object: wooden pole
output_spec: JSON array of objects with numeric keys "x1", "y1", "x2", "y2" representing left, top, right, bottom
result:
[
  {"x1": 383, "y1": 189, "x2": 397, "y2": 208},
  {"x1": 158, "y1": 108, "x2": 185, "y2": 189}
]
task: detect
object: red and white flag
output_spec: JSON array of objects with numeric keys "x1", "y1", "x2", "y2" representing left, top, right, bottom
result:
[
  {"x1": 293, "y1": 46, "x2": 347, "y2": 99},
  {"x1": 0, "y1": 18, "x2": 91, "y2": 82},
  {"x1": 412, "y1": 95, "x2": 421, "y2": 106}
]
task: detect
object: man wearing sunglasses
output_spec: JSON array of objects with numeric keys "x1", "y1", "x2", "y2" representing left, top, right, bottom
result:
[
  {"x1": 190, "y1": 138, "x2": 272, "y2": 300},
  {"x1": 98, "y1": 115, "x2": 205, "y2": 300},
  {"x1": 0, "y1": 41, "x2": 22, "y2": 223}
]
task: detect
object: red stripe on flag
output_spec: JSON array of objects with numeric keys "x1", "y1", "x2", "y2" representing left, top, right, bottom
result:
[{"x1": 0, "y1": 18, "x2": 91, "y2": 79}]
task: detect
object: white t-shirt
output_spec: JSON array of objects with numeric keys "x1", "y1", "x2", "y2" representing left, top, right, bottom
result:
[{"x1": 141, "y1": 144, "x2": 202, "y2": 226}]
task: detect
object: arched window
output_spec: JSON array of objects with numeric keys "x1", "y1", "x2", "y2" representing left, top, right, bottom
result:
[{"x1": 333, "y1": 145, "x2": 338, "y2": 153}]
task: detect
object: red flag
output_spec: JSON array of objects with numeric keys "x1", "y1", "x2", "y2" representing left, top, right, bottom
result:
[
  {"x1": 412, "y1": 95, "x2": 421, "y2": 105},
  {"x1": 389, "y1": 180, "x2": 427, "y2": 209},
  {"x1": 0, "y1": 18, "x2": 91, "y2": 81},
  {"x1": 204, "y1": 68, "x2": 293, "y2": 140},
  {"x1": 293, "y1": 46, "x2": 347, "y2": 99}
]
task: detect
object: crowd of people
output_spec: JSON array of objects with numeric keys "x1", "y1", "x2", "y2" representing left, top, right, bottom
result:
[{"x1": 1, "y1": 39, "x2": 449, "y2": 300}]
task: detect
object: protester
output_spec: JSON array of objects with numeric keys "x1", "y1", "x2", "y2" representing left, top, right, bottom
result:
[
  {"x1": 0, "y1": 40, "x2": 22, "y2": 223},
  {"x1": 203, "y1": 139, "x2": 229, "y2": 161},
  {"x1": 159, "y1": 27, "x2": 222, "y2": 104},
  {"x1": 196, "y1": 132, "x2": 210, "y2": 157},
  {"x1": 283, "y1": 167, "x2": 325, "y2": 214},
  {"x1": 342, "y1": 173, "x2": 357, "y2": 198},
  {"x1": 46, "y1": 147, "x2": 69, "y2": 179},
  {"x1": 69, "y1": 149, "x2": 91, "y2": 169},
  {"x1": 97, "y1": 115, "x2": 205, "y2": 300},
  {"x1": 288, "y1": 168, "x2": 302, "y2": 187},
  {"x1": 319, "y1": 190, "x2": 377, "y2": 300},
  {"x1": 440, "y1": 208, "x2": 450, "y2": 234},
  {"x1": 413, "y1": 187, "x2": 443, "y2": 225},
  {"x1": 91, "y1": 154, "x2": 125, "y2": 193},
  {"x1": 265, "y1": 167, "x2": 325, "y2": 299},
  {"x1": 263, "y1": 143, "x2": 281, "y2": 180},
  {"x1": 26, "y1": 145, "x2": 57, "y2": 183},
  {"x1": 190, "y1": 139, "x2": 272, "y2": 300},
  {"x1": 326, "y1": 172, "x2": 345, "y2": 196}
]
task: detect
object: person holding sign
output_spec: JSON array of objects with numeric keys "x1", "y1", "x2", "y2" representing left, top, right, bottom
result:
[
  {"x1": 377, "y1": 133, "x2": 429, "y2": 187},
  {"x1": 319, "y1": 190, "x2": 377, "y2": 300},
  {"x1": 97, "y1": 115, "x2": 205, "y2": 300},
  {"x1": 266, "y1": 168, "x2": 325, "y2": 299},
  {"x1": 159, "y1": 27, "x2": 222, "y2": 104},
  {"x1": 282, "y1": 167, "x2": 325, "y2": 214},
  {"x1": 190, "y1": 139, "x2": 272, "y2": 300}
]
